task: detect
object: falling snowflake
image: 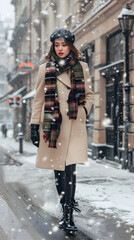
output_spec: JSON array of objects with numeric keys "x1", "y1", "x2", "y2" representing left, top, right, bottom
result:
[
  {"x1": 116, "y1": 221, "x2": 121, "y2": 228},
  {"x1": 44, "y1": 87, "x2": 47, "y2": 92},
  {"x1": 84, "y1": 161, "x2": 90, "y2": 166},
  {"x1": 26, "y1": 204, "x2": 32, "y2": 210},
  {"x1": 58, "y1": 59, "x2": 65, "y2": 66},
  {"x1": 26, "y1": 36, "x2": 30, "y2": 41},
  {"x1": 56, "y1": 14, "x2": 62, "y2": 18},
  {"x1": 102, "y1": 118, "x2": 111, "y2": 127},
  {"x1": 105, "y1": 165, "x2": 108, "y2": 169},
  {"x1": 52, "y1": 226, "x2": 58, "y2": 232},
  {"x1": 73, "y1": 170, "x2": 78, "y2": 175},
  {"x1": 11, "y1": 228, "x2": 15, "y2": 232},
  {"x1": 88, "y1": 219, "x2": 95, "y2": 225}
]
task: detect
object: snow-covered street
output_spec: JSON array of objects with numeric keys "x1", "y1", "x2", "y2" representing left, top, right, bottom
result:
[
  {"x1": 0, "y1": 131, "x2": 134, "y2": 240},
  {"x1": 0, "y1": 152, "x2": 92, "y2": 240}
]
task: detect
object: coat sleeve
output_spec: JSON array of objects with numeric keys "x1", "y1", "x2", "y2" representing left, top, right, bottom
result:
[
  {"x1": 30, "y1": 63, "x2": 46, "y2": 124},
  {"x1": 81, "y1": 61, "x2": 94, "y2": 116}
]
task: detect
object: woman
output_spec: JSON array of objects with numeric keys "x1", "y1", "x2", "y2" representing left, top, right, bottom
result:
[{"x1": 30, "y1": 29, "x2": 94, "y2": 234}]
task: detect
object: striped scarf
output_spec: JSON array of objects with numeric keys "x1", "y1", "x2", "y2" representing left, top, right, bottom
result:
[{"x1": 42, "y1": 51, "x2": 85, "y2": 148}]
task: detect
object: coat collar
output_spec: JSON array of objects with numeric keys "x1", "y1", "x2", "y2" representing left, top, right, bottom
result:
[{"x1": 57, "y1": 71, "x2": 71, "y2": 89}]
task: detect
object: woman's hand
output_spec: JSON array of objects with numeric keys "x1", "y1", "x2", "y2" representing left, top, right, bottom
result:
[{"x1": 30, "y1": 124, "x2": 40, "y2": 147}]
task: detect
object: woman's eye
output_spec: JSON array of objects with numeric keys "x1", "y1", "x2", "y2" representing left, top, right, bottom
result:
[{"x1": 55, "y1": 44, "x2": 67, "y2": 47}]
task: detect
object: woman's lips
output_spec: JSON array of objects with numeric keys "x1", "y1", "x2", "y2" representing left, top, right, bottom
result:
[{"x1": 59, "y1": 52, "x2": 64, "y2": 55}]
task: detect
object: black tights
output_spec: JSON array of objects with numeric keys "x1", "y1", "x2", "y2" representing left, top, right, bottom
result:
[{"x1": 54, "y1": 164, "x2": 76, "y2": 205}]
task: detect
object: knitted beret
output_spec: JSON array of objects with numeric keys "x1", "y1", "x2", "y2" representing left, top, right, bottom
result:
[{"x1": 50, "y1": 29, "x2": 75, "y2": 43}]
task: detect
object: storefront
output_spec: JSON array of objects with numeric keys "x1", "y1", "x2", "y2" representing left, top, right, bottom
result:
[{"x1": 93, "y1": 30, "x2": 124, "y2": 162}]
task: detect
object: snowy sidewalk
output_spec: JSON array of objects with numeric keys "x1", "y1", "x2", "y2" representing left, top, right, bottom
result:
[{"x1": 0, "y1": 130, "x2": 134, "y2": 240}]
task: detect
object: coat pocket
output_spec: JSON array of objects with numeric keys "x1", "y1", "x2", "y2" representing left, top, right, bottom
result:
[{"x1": 78, "y1": 105, "x2": 87, "y2": 122}]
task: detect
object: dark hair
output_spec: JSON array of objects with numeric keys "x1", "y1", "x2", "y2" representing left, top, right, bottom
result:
[{"x1": 45, "y1": 40, "x2": 84, "y2": 62}]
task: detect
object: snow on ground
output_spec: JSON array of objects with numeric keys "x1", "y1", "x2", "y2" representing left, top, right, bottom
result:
[
  {"x1": 0, "y1": 131, "x2": 134, "y2": 226},
  {"x1": 76, "y1": 161, "x2": 134, "y2": 225},
  {"x1": 0, "y1": 130, "x2": 37, "y2": 163}
]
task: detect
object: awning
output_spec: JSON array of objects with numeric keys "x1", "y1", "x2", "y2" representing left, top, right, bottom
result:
[
  {"x1": 0, "y1": 88, "x2": 14, "y2": 101},
  {"x1": 22, "y1": 90, "x2": 35, "y2": 100},
  {"x1": 0, "y1": 86, "x2": 27, "y2": 103},
  {"x1": 12, "y1": 86, "x2": 27, "y2": 97}
]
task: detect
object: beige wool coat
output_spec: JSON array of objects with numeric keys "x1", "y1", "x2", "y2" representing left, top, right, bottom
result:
[{"x1": 30, "y1": 61, "x2": 94, "y2": 171}]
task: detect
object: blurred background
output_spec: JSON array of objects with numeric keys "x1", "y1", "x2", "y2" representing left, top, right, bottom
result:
[{"x1": 0, "y1": 0, "x2": 134, "y2": 170}]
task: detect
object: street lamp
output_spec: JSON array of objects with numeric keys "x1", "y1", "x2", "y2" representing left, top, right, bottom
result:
[{"x1": 118, "y1": 4, "x2": 134, "y2": 169}]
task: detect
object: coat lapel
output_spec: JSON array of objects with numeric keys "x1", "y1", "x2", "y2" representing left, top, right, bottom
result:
[{"x1": 57, "y1": 71, "x2": 71, "y2": 89}]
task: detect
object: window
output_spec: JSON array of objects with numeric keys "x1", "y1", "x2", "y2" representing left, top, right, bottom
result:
[
  {"x1": 82, "y1": 43, "x2": 95, "y2": 77},
  {"x1": 107, "y1": 31, "x2": 123, "y2": 64},
  {"x1": 65, "y1": 0, "x2": 72, "y2": 23},
  {"x1": 81, "y1": 43, "x2": 94, "y2": 129}
]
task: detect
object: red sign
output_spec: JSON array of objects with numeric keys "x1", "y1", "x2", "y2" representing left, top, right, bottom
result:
[{"x1": 19, "y1": 62, "x2": 34, "y2": 71}]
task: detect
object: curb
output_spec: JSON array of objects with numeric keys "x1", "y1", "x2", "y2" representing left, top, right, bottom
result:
[
  {"x1": 96, "y1": 158, "x2": 121, "y2": 169},
  {"x1": 0, "y1": 145, "x2": 36, "y2": 165}
]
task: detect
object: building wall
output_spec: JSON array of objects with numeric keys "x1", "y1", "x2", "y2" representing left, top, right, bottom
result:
[
  {"x1": 0, "y1": 20, "x2": 13, "y2": 128},
  {"x1": 72, "y1": 0, "x2": 134, "y2": 162}
]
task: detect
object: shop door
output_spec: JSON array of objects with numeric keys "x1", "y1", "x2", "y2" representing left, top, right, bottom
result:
[{"x1": 106, "y1": 76, "x2": 123, "y2": 161}]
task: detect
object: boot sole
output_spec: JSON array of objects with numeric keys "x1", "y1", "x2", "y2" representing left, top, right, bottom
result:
[
  {"x1": 65, "y1": 229, "x2": 77, "y2": 235},
  {"x1": 58, "y1": 224, "x2": 65, "y2": 229},
  {"x1": 64, "y1": 226, "x2": 78, "y2": 235}
]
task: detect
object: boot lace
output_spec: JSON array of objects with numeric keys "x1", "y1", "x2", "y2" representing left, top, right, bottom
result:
[{"x1": 73, "y1": 201, "x2": 81, "y2": 213}]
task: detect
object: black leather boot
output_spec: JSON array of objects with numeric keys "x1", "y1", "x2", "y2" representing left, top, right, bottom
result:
[
  {"x1": 54, "y1": 165, "x2": 79, "y2": 232},
  {"x1": 58, "y1": 204, "x2": 65, "y2": 229},
  {"x1": 64, "y1": 203, "x2": 78, "y2": 234},
  {"x1": 60, "y1": 201, "x2": 81, "y2": 231}
]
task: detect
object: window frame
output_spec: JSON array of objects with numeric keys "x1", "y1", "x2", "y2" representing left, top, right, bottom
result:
[{"x1": 106, "y1": 30, "x2": 123, "y2": 65}]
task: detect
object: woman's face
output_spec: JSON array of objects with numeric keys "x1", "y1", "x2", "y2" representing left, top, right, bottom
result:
[{"x1": 54, "y1": 39, "x2": 70, "y2": 58}]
